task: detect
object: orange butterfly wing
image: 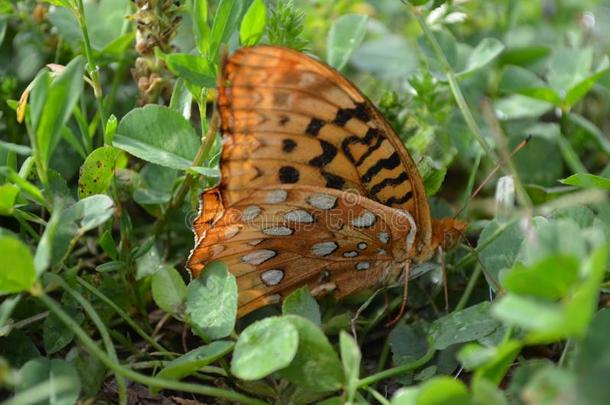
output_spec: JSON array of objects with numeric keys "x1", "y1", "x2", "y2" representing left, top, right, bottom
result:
[
  {"x1": 188, "y1": 185, "x2": 416, "y2": 317},
  {"x1": 188, "y1": 45, "x2": 451, "y2": 316},
  {"x1": 217, "y1": 46, "x2": 433, "y2": 258}
]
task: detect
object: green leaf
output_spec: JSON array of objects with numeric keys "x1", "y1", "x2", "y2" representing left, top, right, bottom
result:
[
  {"x1": 151, "y1": 266, "x2": 187, "y2": 315},
  {"x1": 78, "y1": 146, "x2": 121, "y2": 198},
  {"x1": 520, "y1": 218, "x2": 586, "y2": 264},
  {"x1": 170, "y1": 79, "x2": 193, "y2": 119},
  {"x1": 472, "y1": 340, "x2": 523, "y2": 385},
  {"x1": 494, "y1": 95, "x2": 552, "y2": 120},
  {"x1": 282, "y1": 287, "x2": 321, "y2": 327},
  {"x1": 547, "y1": 48, "x2": 594, "y2": 96},
  {"x1": 278, "y1": 315, "x2": 343, "y2": 392},
  {"x1": 33, "y1": 56, "x2": 86, "y2": 168},
  {"x1": 500, "y1": 255, "x2": 580, "y2": 300},
  {"x1": 34, "y1": 203, "x2": 62, "y2": 274},
  {"x1": 188, "y1": 166, "x2": 220, "y2": 177},
  {"x1": 391, "y1": 387, "x2": 419, "y2": 405},
  {"x1": 16, "y1": 358, "x2": 81, "y2": 405},
  {"x1": 492, "y1": 295, "x2": 567, "y2": 336},
  {"x1": 561, "y1": 245, "x2": 608, "y2": 340},
  {"x1": 564, "y1": 56, "x2": 609, "y2": 107},
  {"x1": 186, "y1": 261, "x2": 237, "y2": 340},
  {"x1": 43, "y1": 306, "x2": 84, "y2": 354},
  {"x1": 389, "y1": 321, "x2": 430, "y2": 367},
  {"x1": 209, "y1": 0, "x2": 247, "y2": 63},
  {"x1": 231, "y1": 316, "x2": 299, "y2": 380},
  {"x1": 572, "y1": 308, "x2": 610, "y2": 404},
  {"x1": 0, "y1": 236, "x2": 36, "y2": 294},
  {"x1": 0, "y1": 329, "x2": 40, "y2": 368},
  {"x1": 43, "y1": 196, "x2": 115, "y2": 269},
  {"x1": 458, "y1": 37, "x2": 505, "y2": 76},
  {"x1": 240, "y1": 0, "x2": 266, "y2": 46},
  {"x1": 0, "y1": 183, "x2": 19, "y2": 215},
  {"x1": 62, "y1": 194, "x2": 115, "y2": 233},
  {"x1": 103, "y1": 114, "x2": 117, "y2": 145},
  {"x1": 114, "y1": 105, "x2": 200, "y2": 170},
  {"x1": 326, "y1": 14, "x2": 368, "y2": 71},
  {"x1": 520, "y1": 365, "x2": 575, "y2": 404},
  {"x1": 192, "y1": 0, "x2": 211, "y2": 55},
  {"x1": 430, "y1": 302, "x2": 501, "y2": 350},
  {"x1": 0, "y1": 140, "x2": 32, "y2": 155},
  {"x1": 135, "y1": 242, "x2": 161, "y2": 280},
  {"x1": 560, "y1": 173, "x2": 610, "y2": 190},
  {"x1": 156, "y1": 340, "x2": 234, "y2": 381},
  {"x1": 0, "y1": 165, "x2": 45, "y2": 206},
  {"x1": 352, "y1": 35, "x2": 418, "y2": 80},
  {"x1": 512, "y1": 129, "x2": 563, "y2": 186},
  {"x1": 417, "y1": 376, "x2": 471, "y2": 405},
  {"x1": 0, "y1": 296, "x2": 20, "y2": 331},
  {"x1": 477, "y1": 220, "x2": 524, "y2": 290},
  {"x1": 498, "y1": 65, "x2": 561, "y2": 105},
  {"x1": 472, "y1": 372, "x2": 509, "y2": 405},
  {"x1": 133, "y1": 163, "x2": 178, "y2": 206},
  {"x1": 164, "y1": 53, "x2": 216, "y2": 88},
  {"x1": 339, "y1": 331, "x2": 361, "y2": 400}
]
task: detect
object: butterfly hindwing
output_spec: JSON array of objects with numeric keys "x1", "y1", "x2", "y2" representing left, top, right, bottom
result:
[{"x1": 188, "y1": 185, "x2": 416, "y2": 316}]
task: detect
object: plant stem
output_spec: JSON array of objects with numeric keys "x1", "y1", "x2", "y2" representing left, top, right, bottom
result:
[
  {"x1": 454, "y1": 264, "x2": 482, "y2": 312},
  {"x1": 77, "y1": 276, "x2": 170, "y2": 354},
  {"x1": 357, "y1": 337, "x2": 435, "y2": 388},
  {"x1": 54, "y1": 276, "x2": 128, "y2": 404},
  {"x1": 153, "y1": 108, "x2": 219, "y2": 235},
  {"x1": 410, "y1": 7, "x2": 497, "y2": 163},
  {"x1": 75, "y1": 0, "x2": 107, "y2": 135},
  {"x1": 558, "y1": 122, "x2": 588, "y2": 174},
  {"x1": 36, "y1": 292, "x2": 267, "y2": 405}
]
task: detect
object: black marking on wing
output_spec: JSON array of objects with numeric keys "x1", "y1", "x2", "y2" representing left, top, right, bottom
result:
[
  {"x1": 384, "y1": 191, "x2": 413, "y2": 206},
  {"x1": 333, "y1": 103, "x2": 371, "y2": 126},
  {"x1": 282, "y1": 139, "x2": 297, "y2": 153},
  {"x1": 355, "y1": 128, "x2": 385, "y2": 166},
  {"x1": 309, "y1": 140, "x2": 338, "y2": 168},
  {"x1": 305, "y1": 118, "x2": 325, "y2": 136},
  {"x1": 361, "y1": 152, "x2": 401, "y2": 183},
  {"x1": 369, "y1": 171, "x2": 409, "y2": 195},
  {"x1": 321, "y1": 171, "x2": 345, "y2": 190},
  {"x1": 279, "y1": 166, "x2": 300, "y2": 183}
]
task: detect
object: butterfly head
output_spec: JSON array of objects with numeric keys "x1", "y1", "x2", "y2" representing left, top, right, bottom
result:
[{"x1": 431, "y1": 218, "x2": 468, "y2": 253}]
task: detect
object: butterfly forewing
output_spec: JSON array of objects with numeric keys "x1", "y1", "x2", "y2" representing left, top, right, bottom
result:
[{"x1": 218, "y1": 46, "x2": 432, "y2": 251}]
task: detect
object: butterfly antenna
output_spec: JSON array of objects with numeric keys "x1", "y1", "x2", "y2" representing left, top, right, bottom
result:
[
  {"x1": 459, "y1": 235, "x2": 503, "y2": 294},
  {"x1": 386, "y1": 260, "x2": 412, "y2": 327},
  {"x1": 454, "y1": 135, "x2": 531, "y2": 219}
]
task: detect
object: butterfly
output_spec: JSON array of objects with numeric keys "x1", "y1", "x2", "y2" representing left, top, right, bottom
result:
[{"x1": 187, "y1": 46, "x2": 466, "y2": 317}]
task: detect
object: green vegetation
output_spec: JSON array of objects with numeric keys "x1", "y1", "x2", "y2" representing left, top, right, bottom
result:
[{"x1": 1, "y1": 0, "x2": 609, "y2": 404}]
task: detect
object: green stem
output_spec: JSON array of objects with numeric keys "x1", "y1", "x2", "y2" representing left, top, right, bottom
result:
[
  {"x1": 153, "y1": 107, "x2": 219, "y2": 235},
  {"x1": 365, "y1": 387, "x2": 391, "y2": 405},
  {"x1": 36, "y1": 292, "x2": 266, "y2": 405},
  {"x1": 357, "y1": 337, "x2": 435, "y2": 388},
  {"x1": 411, "y1": 7, "x2": 497, "y2": 162},
  {"x1": 454, "y1": 264, "x2": 482, "y2": 312},
  {"x1": 77, "y1": 277, "x2": 169, "y2": 354},
  {"x1": 559, "y1": 112, "x2": 588, "y2": 174},
  {"x1": 75, "y1": 0, "x2": 107, "y2": 135},
  {"x1": 54, "y1": 276, "x2": 128, "y2": 405}
]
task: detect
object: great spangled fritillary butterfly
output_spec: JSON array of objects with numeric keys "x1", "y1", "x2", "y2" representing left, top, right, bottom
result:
[{"x1": 188, "y1": 46, "x2": 466, "y2": 317}]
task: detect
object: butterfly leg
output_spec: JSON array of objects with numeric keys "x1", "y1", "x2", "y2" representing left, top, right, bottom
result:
[{"x1": 386, "y1": 259, "x2": 412, "y2": 327}]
